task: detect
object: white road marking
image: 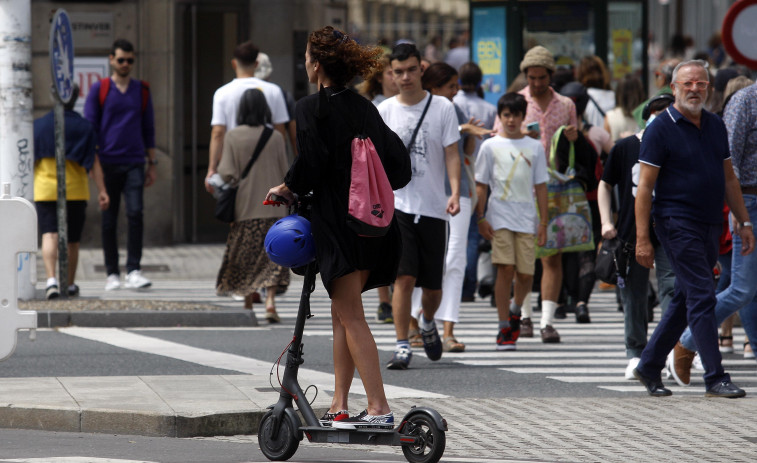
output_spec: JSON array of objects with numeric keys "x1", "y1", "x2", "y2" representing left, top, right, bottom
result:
[{"x1": 58, "y1": 327, "x2": 446, "y2": 399}]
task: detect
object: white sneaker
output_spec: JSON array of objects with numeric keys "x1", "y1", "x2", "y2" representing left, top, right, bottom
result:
[
  {"x1": 125, "y1": 270, "x2": 152, "y2": 289},
  {"x1": 692, "y1": 352, "x2": 704, "y2": 371},
  {"x1": 625, "y1": 357, "x2": 641, "y2": 380},
  {"x1": 105, "y1": 274, "x2": 121, "y2": 291}
]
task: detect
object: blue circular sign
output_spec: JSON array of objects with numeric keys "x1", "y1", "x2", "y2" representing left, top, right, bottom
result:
[{"x1": 50, "y1": 9, "x2": 75, "y2": 104}]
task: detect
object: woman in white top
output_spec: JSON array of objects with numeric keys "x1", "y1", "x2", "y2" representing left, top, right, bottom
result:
[
  {"x1": 603, "y1": 74, "x2": 645, "y2": 142},
  {"x1": 577, "y1": 56, "x2": 615, "y2": 129}
]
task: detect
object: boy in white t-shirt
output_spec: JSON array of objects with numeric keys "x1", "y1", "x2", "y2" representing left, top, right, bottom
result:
[{"x1": 475, "y1": 92, "x2": 549, "y2": 350}]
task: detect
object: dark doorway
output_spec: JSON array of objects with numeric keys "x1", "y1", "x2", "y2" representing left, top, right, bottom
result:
[{"x1": 177, "y1": 1, "x2": 248, "y2": 242}]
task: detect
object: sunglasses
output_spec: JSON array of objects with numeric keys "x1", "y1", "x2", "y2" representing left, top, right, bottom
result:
[{"x1": 117, "y1": 58, "x2": 135, "y2": 64}]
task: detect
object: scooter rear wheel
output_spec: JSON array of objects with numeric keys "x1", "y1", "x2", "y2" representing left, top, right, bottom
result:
[
  {"x1": 258, "y1": 410, "x2": 300, "y2": 461},
  {"x1": 401, "y1": 413, "x2": 446, "y2": 463}
]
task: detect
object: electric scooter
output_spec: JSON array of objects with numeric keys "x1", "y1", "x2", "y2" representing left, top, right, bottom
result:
[{"x1": 258, "y1": 195, "x2": 447, "y2": 463}]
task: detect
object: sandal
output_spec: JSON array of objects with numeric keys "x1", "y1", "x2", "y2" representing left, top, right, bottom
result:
[
  {"x1": 719, "y1": 335, "x2": 734, "y2": 354},
  {"x1": 443, "y1": 336, "x2": 465, "y2": 353},
  {"x1": 265, "y1": 307, "x2": 281, "y2": 324},
  {"x1": 745, "y1": 340, "x2": 755, "y2": 359},
  {"x1": 408, "y1": 328, "x2": 423, "y2": 348}
]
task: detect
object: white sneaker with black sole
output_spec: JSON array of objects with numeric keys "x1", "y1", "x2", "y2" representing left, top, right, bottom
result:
[
  {"x1": 331, "y1": 410, "x2": 393, "y2": 429},
  {"x1": 125, "y1": 270, "x2": 152, "y2": 289}
]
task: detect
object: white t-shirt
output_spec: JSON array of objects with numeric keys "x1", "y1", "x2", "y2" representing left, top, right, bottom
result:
[
  {"x1": 378, "y1": 92, "x2": 460, "y2": 220},
  {"x1": 585, "y1": 88, "x2": 616, "y2": 128},
  {"x1": 475, "y1": 135, "x2": 548, "y2": 234},
  {"x1": 210, "y1": 77, "x2": 289, "y2": 130}
]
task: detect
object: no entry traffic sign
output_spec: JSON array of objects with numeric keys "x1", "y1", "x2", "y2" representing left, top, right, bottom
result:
[{"x1": 722, "y1": 0, "x2": 757, "y2": 69}]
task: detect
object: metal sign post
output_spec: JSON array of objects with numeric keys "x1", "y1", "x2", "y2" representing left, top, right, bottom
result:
[{"x1": 50, "y1": 9, "x2": 75, "y2": 298}]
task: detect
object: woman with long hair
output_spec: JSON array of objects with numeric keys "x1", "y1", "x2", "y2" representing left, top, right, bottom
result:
[
  {"x1": 603, "y1": 74, "x2": 645, "y2": 142},
  {"x1": 216, "y1": 89, "x2": 290, "y2": 321},
  {"x1": 266, "y1": 26, "x2": 411, "y2": 429}
]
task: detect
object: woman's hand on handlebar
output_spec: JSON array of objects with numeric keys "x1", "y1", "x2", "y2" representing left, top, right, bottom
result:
[{"x1": 264, "y1": 183, "x2": 295, "y2": 206}]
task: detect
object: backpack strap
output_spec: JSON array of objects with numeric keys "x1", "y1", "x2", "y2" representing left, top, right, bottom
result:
[
  {"x1": 140, "y1": 80, "x2": 150, "y2": 113},
  {"x1": 406, "y1": 93, "x2": 432, "y2": 151},
  {"x1": 98, "y1": 77, "x2": 150, "y2": 115},
  {"x1": 240, "y1": 126, "x2": 274, "y2": 180},
  {"x1": 98, "y1": 77, "x2": 111, "y2": 107}
]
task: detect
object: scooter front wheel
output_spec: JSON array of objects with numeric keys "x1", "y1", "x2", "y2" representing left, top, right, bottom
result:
[
  {"x1": 258, "y1": 410, "x2": 300, "y2": 461},
  {"x1": 401, "y1": 413, "x2": 446, "y2": 463}
]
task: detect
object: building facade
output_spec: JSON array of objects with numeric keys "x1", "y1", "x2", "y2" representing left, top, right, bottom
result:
[{"x1": 30, "y1": 0, "x2": 468, "y2": 245}]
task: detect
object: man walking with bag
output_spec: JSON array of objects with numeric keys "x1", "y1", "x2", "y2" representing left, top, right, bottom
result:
[{"x1": 378, "y1": 43, "x2": 461, "y2": 369}]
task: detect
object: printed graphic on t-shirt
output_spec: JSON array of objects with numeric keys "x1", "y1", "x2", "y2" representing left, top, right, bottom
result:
[
  {"x1": 493, "y1": 147, "x2": 536, "y2": 203},
  {"x1": 400, "y1": 125, "x2": 429, "y2": 179}
]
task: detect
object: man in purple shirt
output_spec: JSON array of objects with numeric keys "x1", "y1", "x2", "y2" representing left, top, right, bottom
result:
[{"x1": 84, "y1": 39, "x2": 156, "y2": 291}]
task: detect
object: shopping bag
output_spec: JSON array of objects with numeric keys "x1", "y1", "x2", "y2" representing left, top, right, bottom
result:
[{"x1": 535, "y1": 126, "x2": 595, "y2": 258}]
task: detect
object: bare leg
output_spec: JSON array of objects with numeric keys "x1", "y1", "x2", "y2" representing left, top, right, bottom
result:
[
  {"x1": 513, "y1": 272, "x2": 533, "y2": 307},
  {"x1": 495, "y1": 264, "x2": 515, "y2": 322},
  {"x1": 265, "y1": 286, "x2": 278, "y2": 315},
  {"x1": 420, "y1": 288, "x2": 442, "y2": 322},
  {"x1": 330, "y1": 270, "x2": 390, "y2": 416},
  {"x1": 377, "y1": 286, "x2": 391, "y2": 304},
  {"x1": 443, "y1": 321, "x2": 455, "y2": 338},
  {"x1": 392, "y1": 275, "x2": 416, "y2": 340},
  {"x1": 541, "y1": 253, "x2": 562, "y2": 302},
  {"x1": 41, "y1": 233, "x2": 58, "y2": 280},
  {"x1": 68, "y1": 242, "x2": 80, "y2": 285}
]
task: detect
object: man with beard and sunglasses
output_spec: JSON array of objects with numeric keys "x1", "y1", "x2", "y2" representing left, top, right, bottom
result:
[
  {"x1": 84, "y1": 39, "x2": 156, "y2": 291},
  {"x1": 631, "y1": 60, "x2": 754, "y2": 398}
]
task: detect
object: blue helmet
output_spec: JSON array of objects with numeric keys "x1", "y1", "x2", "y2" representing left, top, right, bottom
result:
[{"x1": 264, "y1": 214, "x2": 316, "y2": 268}]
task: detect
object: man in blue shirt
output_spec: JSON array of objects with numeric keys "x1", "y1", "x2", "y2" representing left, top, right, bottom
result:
[
  {"x1": 632, "y1": 60, "x2": 754, "y2": 398},
  {"x1": 84, "y1": 39, "x2": 156, "y2": 291}
]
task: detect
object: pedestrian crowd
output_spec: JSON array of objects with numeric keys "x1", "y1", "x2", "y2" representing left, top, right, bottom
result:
[{"x1": 33, "y1": 29, "x2": 757, "y2": 409}]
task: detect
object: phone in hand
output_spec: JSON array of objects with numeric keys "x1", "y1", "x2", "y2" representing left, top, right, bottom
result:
[{"x1": 526, "y1": 121, "x2": 540, "y2": 133}]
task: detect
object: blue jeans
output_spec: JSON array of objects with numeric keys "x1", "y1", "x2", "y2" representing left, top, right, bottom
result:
[
  {"x1": 637, "y1": 216, "x2": 728, "y2": 388},
  {"x1": 621, "y1": 243, "x2": 676, "y2": 358},
  {"x1": 101, "y1": 163, "x2": 145, "y2": 276},
  {"x1": 462, "y1": 213, "x2": 480, "y2": 299},
  {"x1": 680, "y1": 194, "x2": 757, "y2": 354}
]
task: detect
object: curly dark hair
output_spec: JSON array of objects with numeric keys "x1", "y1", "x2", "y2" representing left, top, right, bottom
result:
[{"x1": 308, "y1": 26, "x2": 382, "y2": 87}]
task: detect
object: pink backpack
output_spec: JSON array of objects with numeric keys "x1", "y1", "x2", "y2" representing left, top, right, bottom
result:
[{"x1": 346, "y1": 131, "x2": 394, "y2": 237}]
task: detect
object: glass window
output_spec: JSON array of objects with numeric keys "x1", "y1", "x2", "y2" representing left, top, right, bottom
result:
[{"x1": 522, "y1": 2, "x2": 595, "y2": 68}]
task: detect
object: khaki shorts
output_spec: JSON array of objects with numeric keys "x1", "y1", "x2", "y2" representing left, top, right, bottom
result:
[{"x1": 491, "y1": 228, "x2": 536, "y2": 275}]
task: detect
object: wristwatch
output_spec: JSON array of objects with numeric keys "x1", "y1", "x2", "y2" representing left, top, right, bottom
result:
[
  {"x1": 148, "y1": 158, "x2": 158, "y2": 166},
  {"x1": 741, "y1": 221, "x2": 753, "y2": 228}
]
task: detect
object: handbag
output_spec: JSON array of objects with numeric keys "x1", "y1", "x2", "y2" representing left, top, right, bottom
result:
[
  {"x1": 214, "y1": 126, "x2": 274, "y2": 223},
  {"x1": 595, "y1": 237, "x2": 633, "y2": 287},
  {"x1": 535, "y1": 126, "x2": 595, "y2": 258}
]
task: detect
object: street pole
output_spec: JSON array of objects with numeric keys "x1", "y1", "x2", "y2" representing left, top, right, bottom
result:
[
  {"x1": 0, "y1": 0, "x2": 36, "y2": 300},
  {"x1": 54, "y1": 102, "x2": 68, "y2": 298}
]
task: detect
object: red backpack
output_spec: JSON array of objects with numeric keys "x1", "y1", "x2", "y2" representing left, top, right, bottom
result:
[
  {"x1": 98, "y1": 77, "x2": 150, "y2": 113},
  {"x1": 346, "y1": 113, "x2": 394, "y2": 237}
]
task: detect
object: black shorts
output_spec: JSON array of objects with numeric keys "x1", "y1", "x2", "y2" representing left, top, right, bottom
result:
[
  {"x1": 35, "y1": 200, "x2": 87, "y2": 243},
  {"x1": 395, "y1": 210, "x2": 447, "y2": 290}
]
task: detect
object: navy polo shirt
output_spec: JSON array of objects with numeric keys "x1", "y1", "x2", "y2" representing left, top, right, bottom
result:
[{"x1": 639, "y1": 105, "x2": 729, "y2": 224}]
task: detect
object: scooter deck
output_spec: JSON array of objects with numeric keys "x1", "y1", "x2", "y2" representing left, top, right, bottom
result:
[{"x1": 300, "y1": 426, "x2": 418, "y2": 446}]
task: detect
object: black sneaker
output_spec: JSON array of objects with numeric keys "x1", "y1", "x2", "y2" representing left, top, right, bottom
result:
[
  {"x1": 706, "y1": 380, "x2": 746, "y2": 398},
  {"x1": 332, "y1": 409, "x2": 394, "y2": 429},
  {"x1": 45, "y1": 284, "x2": 60, "y2": 300},
  {"x1": 68, "y1": 284, "x2": 80, "y2": 297},
  {"x1": 496, "y1": 327, "x2": 516, "y2": 351},
  {"x1": 376, "y1": 302, "x2": 393, "y2": 323},
  {"x1": 319, "y1": 409, "x2": 348, "y2": 426},
  {"x1": 420, "y1": 321, "x2": 443, "y2": 361}
]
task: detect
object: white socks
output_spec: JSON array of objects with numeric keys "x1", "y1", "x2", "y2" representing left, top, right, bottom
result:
[
  {"x1": 541, "y1": 300, "x2": 558, "y2": 329},
  {"x1": 46, "y1": 277, "x2": 57, "y2": 287},
  {"x1": 521, "y1": 292, "x2": 533, "y2": 319}
]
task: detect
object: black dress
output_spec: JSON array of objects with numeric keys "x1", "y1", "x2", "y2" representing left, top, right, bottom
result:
[{"x1": 285, "y1": 87, "x2": 411, "y2": 296}]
